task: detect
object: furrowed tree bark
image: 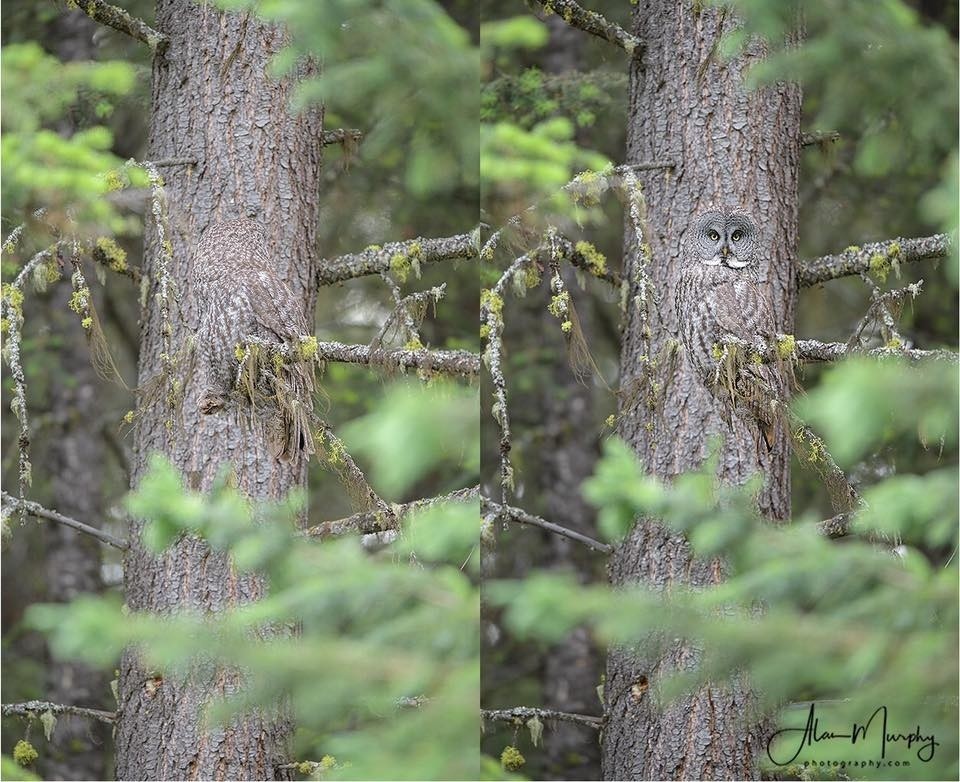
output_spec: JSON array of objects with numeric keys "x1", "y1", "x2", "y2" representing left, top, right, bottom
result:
[
  {"x1": 116, "y1": 3, "x2": 322, "y2": 779},
  {"x1": 604, "y1": 4, "x2": 800, "y2": 779}
]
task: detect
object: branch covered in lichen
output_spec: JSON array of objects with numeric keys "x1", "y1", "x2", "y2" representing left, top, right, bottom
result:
[
  {"x1": 316, "y1": 423, "x2": 393, "y2": 522},
  {"x1": 482, "y1": 497, "x2": 613, "y2": 554},
  {"x1": 798, "y1": 234, "x2": 950, "y2": 287},
  {"x1": 1, "y1": 492, "x2": 128, "y2": 550},
  {"x1": 305, "y1": 486, "x2": 480, "y2": 539},
  {"x1": 800, "y1": 130, "x2": 840, "y2": 147},
  {"x1": 482, "y1": 706, "x2": 603, "y2": 730},
  {"x1": 318, "y1": 233, "x2": 477, "y2": 285},
  {"x1": 67, "y1": 0, "x2": 168, "y2": 52},
  {"x1": 320, "y1": 129, "x2": 364, "y2": 147},
  {"x1": 531, "y1": 0, "x2": 641, "y2": 56},
  {"x1": 720, "y1": 333, "x2": 957, "y2": 365},
  {"x1": 2, "y1": 700, "x2": 116, "y2": 724},
  {"x1": 314, "y1": 340, "x2": 480, "y2": 378}
]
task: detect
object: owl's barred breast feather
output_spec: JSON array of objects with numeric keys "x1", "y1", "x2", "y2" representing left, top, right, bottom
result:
[{"x1": 193, "y1": 219, "x2": 315, "y2": 463}]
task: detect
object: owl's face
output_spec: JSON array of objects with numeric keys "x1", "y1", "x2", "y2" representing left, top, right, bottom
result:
[{"x1": 690, "y1": 210, "x2": 757, "y2": 269}]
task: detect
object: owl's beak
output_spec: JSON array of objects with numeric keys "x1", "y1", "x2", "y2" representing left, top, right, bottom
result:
[{"x1": 719, "y1": 245, "x2": 730, "y2": 258}]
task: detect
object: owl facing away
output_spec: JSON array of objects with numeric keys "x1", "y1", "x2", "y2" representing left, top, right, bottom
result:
[
  {"x1": 193, "y1": 218, "x2": 315, "y2": 462},
  {"x1": 674, "y1": 209, "x2": 786, "y2": 449}
]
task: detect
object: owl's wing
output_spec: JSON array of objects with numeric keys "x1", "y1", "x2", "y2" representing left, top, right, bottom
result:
[
  {"x1": 246, "y1": 269, "x2": 311, "y2": 343},
  {"x1": 712, "y1": 278, "x2": 777, "y2": 342}
]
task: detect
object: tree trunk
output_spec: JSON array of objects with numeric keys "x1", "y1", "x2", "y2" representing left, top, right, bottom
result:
[
  {"x1": 115, "y1": 3, "x2": 322, "y2": 778},
  {"x1": 602, "y1": 3, "x2": 801, "y2": 779}
]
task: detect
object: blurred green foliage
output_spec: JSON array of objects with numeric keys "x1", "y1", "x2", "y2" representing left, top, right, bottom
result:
[
  {"x1": 488, "y1": 358, "x2": 958, "y2": 780},
  {"x1": 0, "y1": 42, "x2": 140, "y2": 233},
  {"x1": 725, "y1": 0, "x2": 958, "y2": 264},
  {"x1": 216, "y1": 0, "x2": 479, "y2": 198},
  {"x1": 25, "y1": 381, "x2": 480, "y2": 779}
]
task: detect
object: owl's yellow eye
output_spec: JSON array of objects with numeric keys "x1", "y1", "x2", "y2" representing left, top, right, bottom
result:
[
  {"x1": 707, "y1": 230, "x2": 720, "y2": 241},
  {"x1": 732, "y1": 230, "x2": 743, "y2": 242}
]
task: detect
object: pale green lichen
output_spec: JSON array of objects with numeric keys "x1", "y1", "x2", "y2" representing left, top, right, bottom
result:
[
  {"x1": 575, "y1": 240, "x2": 607, "y2": 276},
  {"x1": 775, "y1": 334, "x2": 796, "y2": 359},
  {"x1": 710, "y1": 343, "x2": 724, "y2": 361},
  {"x1": 103, "y1": 169, "x2": 125, "y2": 192},
  {"x1": 869, "y1": 253, "x2": 890, "y2": 282},
  {"x1": 547, "y1": 291, "x2": 569, "y2": 319},
  {"x1": 480, "y1": 289, "x2": 504, "y2": 317},
  {"x1": 13, "y1": 739, "x2": 38, "y2": 767},
  {"x1": 2, "y1": 283, "x2": 24, "y2": 315},
  {"x1": 404, "y1": 337, "x2": 424, "y2": 351},
  {"x1": 501, "y1": 746, "x2": 525, "y2": 772},
  {"x1": 123, "y1": 410, "x2": 135, "y2": 424},
  {"x1": 81, "y1": 316, "x2": 93, "y2": 330},
  {"x1": 95, "y1": 236, "x2": 128, "y2": 273},
  {"x1": 390, "y1": 253, "x2": 410, "y2": 283},
  {"x1": 479, "y1": 323, "x2": 490, "y2": 340},
  {"x1": 68, "y1": 286, "x2": 90, "y2": 315},
  {"x1": 843, "y1": 245, "x2": 860, "y2": 254},
  {"x1": 298, "y1": 335, "x2": 318, "y2": 360},
  {"x1": 561, "y1": 320, "x2": 572, "y2": 333}
]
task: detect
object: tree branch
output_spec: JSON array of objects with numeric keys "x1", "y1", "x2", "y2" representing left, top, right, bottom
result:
[
  {"x1": 318, "y1": 233, "x2": 477, "y2": 286},
  {"x1": 798, "y1": 234, "x2": 950, "y2": 288},
  {"x1": 794, "y1": 339, "x2": 956, "y2": 363},
  {"x1": 2, "y1": 700, "x2": 116, "y2": 724},
  {"x1": 531, "y1": 0, "x2": 641, "y2": 56},
  {"x1": 315, "y1": 341, "x2": 480, "y2": 378},
  {"x1": 69, "y1": 0, "x2": 168, "y2": 52},
  {"x1": 304, "y1": 486, "x2": 480, "y2": 539},
  {"x1": 482, "y1": 706, "x2": 603, "y2": 730},
  {"x1": 482, "y1": 497, "x2": 613, "y2": 554},
  {"x1": 800, "y1": 130, "x2": 840, "y2": 147},
  {"x1": 321, "y1": 129, "x2": 363, "y2": 147},
  {"x1": 1, "y1": 492, "x2": 128, "y2": 550}
]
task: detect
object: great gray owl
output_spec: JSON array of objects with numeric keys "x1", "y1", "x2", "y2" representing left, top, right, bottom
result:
[
  {"x1": 674, "y1": 209, "x2": 785, "y2": 450},
  {"x1": 193, "y1": 218, "x2": 315, "y2": 462}
]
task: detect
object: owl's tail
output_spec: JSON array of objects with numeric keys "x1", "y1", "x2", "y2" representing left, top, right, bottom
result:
[{"x1": 267, "y1": 358, "x2": 316, "y2": 464}]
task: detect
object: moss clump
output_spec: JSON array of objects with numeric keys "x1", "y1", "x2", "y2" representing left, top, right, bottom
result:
[
  {"x1": 123, "y1": 410, "x2": 135, "y2": 424},
  {"x1": 480, "y1": 289, "x2": 504, "y2": 317},
  {"x1": 68, "y1": 287, "x2": 90, "y2": 315},
  {"x1": 408, "y1": 240, "x2": 422, "y2": 259},
  {"x1": 869, "y1": 253, "x2": 890, "y2": 282},
  {"x1": 547, "y1": 291, "x2": 570, "y2": 319},
  {"x1": 750, "y1": 352, "x2": 764, "y2": 365},
  {"x1": 298, "y1": 335, "x2": 318, "y2": 360},
  {"x1": 522, "y1": 265, "x2": 542, "y2": 289},
  {"x1": 13, "y1": 739, "x2": 38, "y2": 767},
  {"x1": 501, "y1": 745, "x2": 525, "y2": 772},
  {"x1": 103, "y1": 168, "x2": 125, "y2": 192},
  {"x1": 94, "y1": 236, "x2": 128, "y2": 273},
  {"x1": 81, "y1": 316, "x2": 93, "y2": 330},
  {"x1": 296, "y1": 761, "x2": 313, "y2": 775},
  {"x1": 479, "y1": 323, "x2": 490, "y2": 340},
  {"x1": 404, "y1": 337, "x2": 424, "y2": 351},
  {"x1": 843, "y1": 245, "x2": 861, "y2": 254},
  {"x1": 604, "y1": 414, "x2": 615, "y2": 428},
  {"x1": 575, "y1": 241, "x2": 607, "y2": 276},
  {"x1": 319, "y1": 756, "x2": 337, "y2": 771},
  {"x1": 887, "y1": 240, "x2": 901, "y2": 258},
  {"x1": 390, "y1": 253, "x2": 410, "y2": 283},
  {"x1": 561, "y1": 320, "x2": 572, "y2": 333},
  {"x1": 2, "y1": 283, "x2": 24, "y2": 314},
  {"x1": 775, "y1": 334, "x2": 796, "y2": 359},
  {"x1": 885, "y1": 336, "x2": 903, "y2": 349},
  {"x1": 0, "y1": 318, "x2": 8, "y2": 335},
  {"x1": 234, "y1": 344, "x2": 247, "y2": 362},
  {"x1": 710, "y1": 343, "x2": 724, "y2": 361},
  {"x1": 364, "y1": 244, "x2": 381, "y2": 252}
]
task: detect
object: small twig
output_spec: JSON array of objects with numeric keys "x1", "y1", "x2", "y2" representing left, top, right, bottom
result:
[
  {"x1": 321, "y1": 129, "x2": 364, "y2": 146},
  {"x1": 2, "y1": 700, "x2": 116, "y2": 724},
  {"x1": 319, "y1": 233, "x2": 477, "y2": 286},
  {"x1": 482, "y1": 497, "x2": 613, "y2": 554},
  {"x1": 800, "y1": 130, "x2": 841, "y2": 147},
  {"x1": 482, "y1": 706, "x2": 603, "y2": 730},
  {"x1": 315, "y1": 340, "x2": 480, "y2": 378},
  {"x1": 1, "y1": 492, "x2": 128, "y2": 550},
  {"x1": 69, "y1": 0, "x2": 168, "y2": 52},
  {"x1": 798, "y1": 234, "x2": 950, "y2": 287},
  {"x1": 305, "y1": 486, "x2": 479, "y2": 539},
  {"x1": 530, "y1": 0, "x2": 642, "y2": 56}
]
